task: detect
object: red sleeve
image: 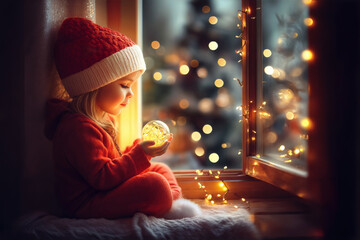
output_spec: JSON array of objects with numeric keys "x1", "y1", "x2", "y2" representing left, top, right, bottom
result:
[
  {"x1": 65, "y1": 121, "x2": 151, "y2": 191},
  {"x1": 122, "y1": 138, "x2": 141, "y2": 154}
]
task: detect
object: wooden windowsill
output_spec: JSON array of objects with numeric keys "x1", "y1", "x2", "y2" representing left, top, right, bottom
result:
[{"x1": 174, "y1": 170, "x2": 293, "y2": 199}]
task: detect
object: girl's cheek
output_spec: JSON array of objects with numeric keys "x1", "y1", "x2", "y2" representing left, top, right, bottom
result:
[{"x1": 109, "y1": 89, "x2": 126, "y2": 102}]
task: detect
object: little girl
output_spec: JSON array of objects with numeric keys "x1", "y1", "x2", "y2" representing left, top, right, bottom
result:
[{"x1": 44, "y1": 17, "x2": 189, "y2": 219}]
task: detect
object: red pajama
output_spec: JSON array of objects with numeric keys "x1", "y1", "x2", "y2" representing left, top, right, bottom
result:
[
  {"x1": 76, "y1": 162, "x2": 181, "y2": 218},
  {"x1": 45, "y1": 99, "x2": 182, "y2": 219}
]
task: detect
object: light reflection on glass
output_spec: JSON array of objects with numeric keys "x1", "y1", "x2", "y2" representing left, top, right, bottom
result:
[{"x1": 257, "y1": 0, "x2": 309, "y2": 172}]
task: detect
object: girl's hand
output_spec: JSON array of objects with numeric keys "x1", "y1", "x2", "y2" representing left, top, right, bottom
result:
[{"x1": 140, "y1": 133, "x2": 173, "y2": 157}]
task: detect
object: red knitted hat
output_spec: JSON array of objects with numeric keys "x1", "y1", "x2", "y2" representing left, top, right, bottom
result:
[{"x1": 54, "y1": 17, "x2": 146, "y2": 97}]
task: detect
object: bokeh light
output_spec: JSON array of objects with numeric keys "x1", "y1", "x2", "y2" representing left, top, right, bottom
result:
[
  {"x1": 151, "y1": 41, "x2": 160, "y2": 49},
  {"x1": 217, "y1": 58, "x2": 226, "y2": 67},
  {"x1": 179, "y1": 64, "x2": 190, "y2": 75},
  {"x1": 209, "y1": 153, "x2": 219, "y2": 163}
]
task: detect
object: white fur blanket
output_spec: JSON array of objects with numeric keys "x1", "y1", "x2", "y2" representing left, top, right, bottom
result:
[{"x1": 16, "y1": 204, "x2": 260, "y2": 240}]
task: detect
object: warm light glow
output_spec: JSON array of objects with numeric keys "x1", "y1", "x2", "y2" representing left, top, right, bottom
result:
[
  {"x1": 142, "y1": 120, "x2": 170, "y2": 147},
  {"x1": 191, "y1": 131, "x2": 202, "y2": 141},
  {"x1": 264, "y1": 66, "x2": 274, "y2": 75},
  {"x1": 165, "y1": 54, "x2": 180, "y2": 65},
  {"x1": 266, "y1": 131, "x2": 278, "y2": 144},
  {"x1": 278, "y1": 69, "x2": 287, "y2": 80},
  {"x1": 293, "y1": 32, "x2": 299, "y2": 38},
  {"x1": 151, "y1": 41, "x2": 160, "y2": 49},
  {"x1": 209, "y1": 153, "x2": 219, "y2": 163},
  {"x1": 302, "y1": 50, "x2": 314, "y2": 61},
  {"x1": 179, "y1": 99, "x2": 190, "y2": 109},
  {"x1": 197, "y1": 68, "x2": 208, "y2": 78},
  {"x1": 195, "y1": 147, "x2": 205, "y2": 157},
  {"x1": 278, "y1": 145, "x2": 286, "y2": 151},
  {"x1": 198, "y1": 98, "x2": 214, "y2": 113},
  {"x1": 203, "y1": 124, "x2": 213, "y2": 134},
  {"x1": 221, "y1": 143, "x2": 231, "y2": 148},
  {"x1": 190, "y1": 59, "x2": 199, "y2": 68},
  {"x1": 219, "y1": 182, "x2": 224, "y2": 187},
  {"x1": 286, "y1": 111, "x2": 295, "y2": 120},
  {"x1": 209, "y1": 16, "x2": 218, "y2": 25},
  {"x1": 202, "y1": 5, "x2": 210, "y2": 13},
  {"x1": 216, "y1": 89, "x2": 231, "y2": 107},
  {"x1": 179, "y1": 65, "x2": 190, "y2": 75},
  {"x1": 271, "y1": 68, "x2": 281, "y2": 78},
  {"x1": 217, "y1": 58, "x2": 227, "y2": 67},
  {"x1": 290, "y1": 67, "x2": 303, "y2": 77},
  {"x1": 278, "y1": 89, "x2": 295, "y2": 104},
  {"x1": 214, "y1": 79, "x2": 224, "y2": 88},
  {"x1": 259, "y1": 111, "x2": 271, "y2": 119},
  {"x1": 304, "y1": 18, "x2": 314, "y2": 26},
  {"x1": 263, "y1": 49, "x2": 272, "y2": 57},
  {"x1": 294, "y1": 148, "x2": 300, "y2": 154},
  {"x1": 208, "y1": 41, "x2": 218, "y2": 51},
  {"x1": 177, "y1": 116, "x2": 186, "y2": 126},
  {"x1": 303, "y1": 0, "x2": 312, "y2": 5},
  {"x1": 166, "y1": 73, "x2": 176, "y2": 84},
  {"x1": 300, "y1": 118, "x2": 311, "y2": 129},
  {"x1": 153, "y1": 72, "x2": 162, "y2": 81}
]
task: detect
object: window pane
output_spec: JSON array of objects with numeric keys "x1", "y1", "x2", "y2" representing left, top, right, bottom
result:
[
  {"x1": 142, "y1": 0, "x2": 243, "y2": 170},
  {"x1": 257, "y1": 0, "x2": 310, "y2": 173}
]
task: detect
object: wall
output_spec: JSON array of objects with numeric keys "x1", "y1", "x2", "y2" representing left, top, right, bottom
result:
[
  {"x1": 1, "y1": 0, "x2": 95, "y2": 237},
  {"x1": 22, "y1": 0, "x2": 96, "y2": 215}
]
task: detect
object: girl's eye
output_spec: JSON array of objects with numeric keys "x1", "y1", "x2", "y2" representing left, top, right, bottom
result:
[{"x1": 120, "y1": 84, "x2": 130, "y2": 89}]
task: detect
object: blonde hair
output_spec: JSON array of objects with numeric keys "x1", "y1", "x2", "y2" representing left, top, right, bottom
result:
[{"x1": 69, "y1": 90, "x2": 119, "y2": 148}]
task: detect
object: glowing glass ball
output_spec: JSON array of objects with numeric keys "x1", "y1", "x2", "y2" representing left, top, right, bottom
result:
[{"x1": 142, "y1": 120, "x2": 170, "y2": 146}]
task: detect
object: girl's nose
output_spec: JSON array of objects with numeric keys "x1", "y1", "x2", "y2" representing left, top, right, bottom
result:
[{"x1": 127, "y1": 88, "x2": 134, "y2": 98}]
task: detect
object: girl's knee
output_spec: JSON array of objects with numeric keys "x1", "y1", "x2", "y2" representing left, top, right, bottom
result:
[
  {"x1": 141, "y1": 172, "x2": 171, "y2": 198},
  {"x1": 140, "y1": 172, "x2": 172, "y2": 215}
]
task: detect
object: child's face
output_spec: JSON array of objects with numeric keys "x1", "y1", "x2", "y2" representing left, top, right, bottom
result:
[{"x1": 96, "y1": 71, "x2": 142, "y2": 116}]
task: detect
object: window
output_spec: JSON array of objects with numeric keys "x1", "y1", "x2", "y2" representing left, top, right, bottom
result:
[{"x1": 142, "y1": 0, "x2": 243, "y2": 170}]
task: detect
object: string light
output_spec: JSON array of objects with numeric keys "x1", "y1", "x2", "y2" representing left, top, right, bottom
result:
[{"x1": 195, "y1": 167, "x2": 232, "y2": 205}]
